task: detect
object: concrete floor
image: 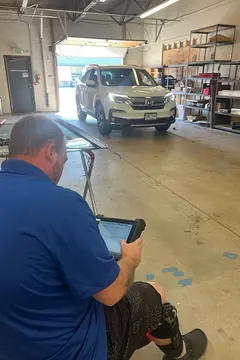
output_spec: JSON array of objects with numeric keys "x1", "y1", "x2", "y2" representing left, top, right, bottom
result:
[{"x1": 2, "y1": 90, "x2": 240, "y2": 359}]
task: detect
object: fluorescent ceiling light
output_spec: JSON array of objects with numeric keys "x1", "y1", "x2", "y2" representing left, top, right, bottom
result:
[{"x1": 140, "y1": 0, "x2": 179, "y2": 19}]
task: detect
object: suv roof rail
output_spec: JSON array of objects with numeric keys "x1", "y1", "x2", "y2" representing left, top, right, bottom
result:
[{"x1": 87, "y1": 64, "x2": 100, "y2": 67}]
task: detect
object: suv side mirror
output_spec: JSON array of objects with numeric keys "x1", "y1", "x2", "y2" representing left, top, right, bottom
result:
[{"x1": 86, "y1": 80, "x2": 97, "y2": 87}]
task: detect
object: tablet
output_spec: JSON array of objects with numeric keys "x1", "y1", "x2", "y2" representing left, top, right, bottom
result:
[{"x1": 96, "y1": 216, "x2": 146, "y2": 258}]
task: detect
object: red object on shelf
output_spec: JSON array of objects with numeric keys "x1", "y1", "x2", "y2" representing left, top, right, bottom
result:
[
  {"x1": 203, "y1": 87, "x2": 210, "y2": 95},
  {"x1": 198, "y1": 73, "x2": 218, "y2": 78}
]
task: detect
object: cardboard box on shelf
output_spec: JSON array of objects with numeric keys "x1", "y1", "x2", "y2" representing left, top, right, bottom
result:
[
  {"x1": 215, "y1": 103, "x2": 224, "y2": 111},
  {"x1": 174, "y1": 86, "x2": 182, "y2": 92},
  {"x1": 187, "y1": 115, "x2": 196, "y2": 122},
  {"x1": 231, "y1": 108, "x2": 240, "y2": 115},
  {"x1": 209, "y1": 34, "x2": 232, "y2": 43},
  {"x1": 219, "y1": 90, "x2": 240, "y2": 97}
]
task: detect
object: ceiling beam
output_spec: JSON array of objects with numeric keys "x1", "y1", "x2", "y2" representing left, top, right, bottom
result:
[
  {"x1": 74, "y1": 0, "x2": 108, "y2": 22},
  {"x1": 155, "y1": 21, "x2": 164, "y2": 41},
  {"x1": 66, "y1": 0, "x2": 84, "y2": 21},
  {"x1": 66, "y1": 12, "x2": 75, "y2": 21},
  {"x1": 120, "y1": 0, "x2": 132, "y2": 24},
  {"x1": 133, "y1": 0, "x2": 145, "y2": 12},
  {"x1": 103, "y1": 1, "x2": 124, "y2": 14},
  {"x1": 122, "y1": 0, "x2": 152, "y2": 24},
  {"x1": 109, "y1": 15, "x2": 122, "y2": 25},
  {"x1": 0, "y1": 4, "x2": 166, "y2": 22},
  {"x1": 145, "y1": 0, "x2": 152, "y2": 11}
]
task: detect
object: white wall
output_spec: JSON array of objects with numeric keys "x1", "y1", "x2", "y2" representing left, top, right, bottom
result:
[
  {"x1": 0, "y1": 17, "x2": 57, "y2": 114},
  {"x1": 124, "y1": 22, "x2": 144, "y2": 67},
  {"x1": 143, "y1": 0, "x2": 240, "y2": 67}
]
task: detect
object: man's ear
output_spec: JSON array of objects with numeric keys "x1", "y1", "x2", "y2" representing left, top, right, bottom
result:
[{"x1": 45, "y1": 143, "x2": 57, "y2": 163}]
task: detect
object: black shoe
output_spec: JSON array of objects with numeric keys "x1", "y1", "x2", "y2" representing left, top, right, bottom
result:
[{"x1": 163, "y1": 329, "x2": 207, "y2": 360}]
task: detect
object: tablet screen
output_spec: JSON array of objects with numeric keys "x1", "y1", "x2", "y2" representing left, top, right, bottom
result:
[{"x1": 98, "y1": 220, "x2": 133, "y2": 255}]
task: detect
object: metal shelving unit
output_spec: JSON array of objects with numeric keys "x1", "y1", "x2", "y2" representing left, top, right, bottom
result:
[
  {"x1": 165, "y1": 64, "x2": 186, "y2": 92},
  {"x1": 164, "y1": 64, "x2": 186, "y2": 121},
  {"x1": 184, "y1": 24, "x2": 236, "y2": 127},
  {"x1": 213, "y1": 62, "x2": 240, "y2": 134}
]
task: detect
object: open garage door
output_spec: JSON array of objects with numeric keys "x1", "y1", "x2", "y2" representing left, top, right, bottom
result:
[{"x1": 56, "y1": 37, "x2": 147, "y2": 116}]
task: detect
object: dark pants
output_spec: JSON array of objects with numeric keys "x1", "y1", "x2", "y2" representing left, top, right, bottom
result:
[{"x1": 104, "y1": 282, "x2": 167, "y2": 360}]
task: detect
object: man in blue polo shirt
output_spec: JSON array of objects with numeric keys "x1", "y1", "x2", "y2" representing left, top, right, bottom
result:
[{"x1": 0, "y1": 115, "x2": 207, "y2": 360}]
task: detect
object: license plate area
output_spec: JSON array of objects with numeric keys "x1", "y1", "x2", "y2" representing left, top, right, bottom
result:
[{"x1": 145, "y1": 113, "x2": 157, "y2": 121}]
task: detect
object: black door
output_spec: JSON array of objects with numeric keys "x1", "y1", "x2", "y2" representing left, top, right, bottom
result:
[{"x1": 4, "y1": 56, "x2": 35, "y2": 113}]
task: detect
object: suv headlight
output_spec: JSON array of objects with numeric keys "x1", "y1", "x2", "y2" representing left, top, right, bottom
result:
[
  {"x1": 109, "y1": 93, "x2": 129, "y2": 104},
  {"x1": 165, "y1": 93, "x2": 175, "y2": 104}
]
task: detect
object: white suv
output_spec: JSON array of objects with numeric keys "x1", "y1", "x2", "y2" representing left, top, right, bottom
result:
[{"x1": 76, "y1": 65, "x2": 176, "y2": 135}]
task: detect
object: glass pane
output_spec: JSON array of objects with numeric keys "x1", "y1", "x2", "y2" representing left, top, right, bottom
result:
[
  {"x1": 0, "y1": 124, "x2": 13, "y2": 138},
  {"x1": 136, "y1": 69, "x2": 157, "y2": 86},
  {"x1": 101, "y1": 68, "x2": 136, "y2": 86},
  {"x1": 56, "y1": 123, "x2": 93, "y2": 150}
]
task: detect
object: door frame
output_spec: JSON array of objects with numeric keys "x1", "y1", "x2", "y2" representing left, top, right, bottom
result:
[{"x1": 4, "y1": 55, "x2": 36, "y2": 113}]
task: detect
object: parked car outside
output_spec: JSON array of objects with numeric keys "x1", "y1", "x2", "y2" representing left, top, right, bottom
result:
[{"x1": 76, "y1": 65, "x2": 176, "y2": 135}]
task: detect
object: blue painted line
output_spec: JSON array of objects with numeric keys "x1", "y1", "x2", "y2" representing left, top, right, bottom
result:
[
  {"x1": 162, "y1": 267, "x2": 178, "y2": 273},
  {"x1": 178, "y1": 278, "x2": 192, "y2": 287},
  {"x1": 146, "y1": 273, "x2": 154, "y2": 281},
  {"x1": 223, "y1": 252, "x2": 238, "y2": 260},
  {"x1": 172, "y1": 270, "x2": 185, "y2": 278}
]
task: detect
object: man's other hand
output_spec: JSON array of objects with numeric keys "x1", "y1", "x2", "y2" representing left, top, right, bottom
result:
[{"x1": 120, "y1": 238, "x2": 143, "y2": 268}]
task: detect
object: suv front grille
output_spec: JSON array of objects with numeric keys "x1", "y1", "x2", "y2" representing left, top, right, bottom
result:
[{"x1": 129, "y1": 96, "x2": 165, "y2": 110}]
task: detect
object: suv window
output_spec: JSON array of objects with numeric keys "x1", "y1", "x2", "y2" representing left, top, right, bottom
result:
[
  {"x1": 100, "y1": 68, "x2": 157, "y2": 87},
  {"x1": 81, "y1": 70, "x2": 91, "y2": 83},
  {"x1": 89, "y1": 69, "x2": 98, "y2": 84},
  {"x1": 101, "y1": 68, "x2": 135, "y2": 87},
  {"x1": 136, "y1": 69, "x2": 156, "y2": 86}
]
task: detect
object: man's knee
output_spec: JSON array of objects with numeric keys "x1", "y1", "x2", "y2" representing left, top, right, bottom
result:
[
  {"x1": 128, "y1": 281, "x2": 167, "y2": 304},
  {"x1": 148, "y1": 282, "x2": 167, "y2": 304}
]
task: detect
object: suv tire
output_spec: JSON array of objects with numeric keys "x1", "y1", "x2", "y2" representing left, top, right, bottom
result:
[
  {"x1": 155, "y1": 124, "x2": 171, "y2": 133},
  {"x1": 96, "y1": 103, "x2": 112, "y2": 136},
  {"x1": 76, "y1": 96, "x2": 87, "y2": 121}
]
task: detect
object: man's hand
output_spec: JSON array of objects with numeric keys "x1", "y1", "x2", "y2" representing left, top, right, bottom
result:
[
  {"x1": 120, "y1": 238, "x2": 143, "y2": 268},
  {"x1": 93, "y1": 238, "x2": 143, "y2": 306}
]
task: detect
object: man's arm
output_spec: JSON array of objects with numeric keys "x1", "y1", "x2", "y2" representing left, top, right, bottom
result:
[
  {"x1": 94, "y1": 239, "x2": 142, "y2": 306},
  {"x1": 51, "y1": 189, "x2": 142, "y2": 305}
]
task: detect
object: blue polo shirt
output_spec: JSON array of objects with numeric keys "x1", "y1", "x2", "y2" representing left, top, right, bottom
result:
[{"x1": 0, "y1": 159, "x2": 120, "y2": 360}]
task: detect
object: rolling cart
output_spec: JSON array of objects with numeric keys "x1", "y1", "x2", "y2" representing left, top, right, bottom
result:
[{"x1": 55, "y1": 118, "x2": 108, "y2": 216}]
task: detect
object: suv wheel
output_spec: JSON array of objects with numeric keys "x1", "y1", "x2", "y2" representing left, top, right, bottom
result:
[
  {"x1": 76, "y1": 96, "x2": 87, "y2": 121},
  {"x1": 96, "y1": 103, "x2": 112, "y2": 136},
  {"x1": 155, "y1": 124, "x2": 171, "y2": 133}
]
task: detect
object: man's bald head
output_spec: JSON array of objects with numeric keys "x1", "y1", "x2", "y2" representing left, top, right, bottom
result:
[
  {"x1": 9, "y1": 115, "x2": 67, "y2": 184},
  {"x1": 9, "y1": 115, "x2": 64, "y2": 157}
]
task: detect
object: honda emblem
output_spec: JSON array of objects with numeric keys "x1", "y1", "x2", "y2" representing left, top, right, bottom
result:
[{"x1": 145, "y1": 98, "x2": 153, "y2": 106}]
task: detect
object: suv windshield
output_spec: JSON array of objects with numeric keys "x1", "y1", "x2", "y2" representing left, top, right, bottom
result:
[{"x1": 100, "y1": 68, "x2": 157, "y2": 87}]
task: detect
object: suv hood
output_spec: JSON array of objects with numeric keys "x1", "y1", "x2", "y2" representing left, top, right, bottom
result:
[{"x1": 106, "y1": 85, "x2": 170, "y2": 97}]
